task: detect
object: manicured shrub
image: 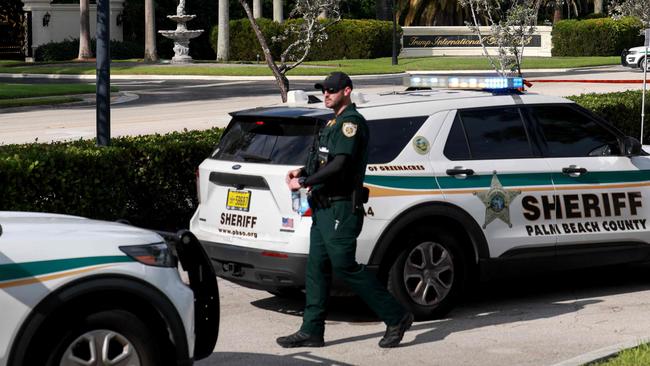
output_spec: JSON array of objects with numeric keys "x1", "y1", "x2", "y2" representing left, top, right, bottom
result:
[
  {"x1": 34, "y1": 38, "x2": 143, "y2": 61},
  {"x1": 210, "y1": 18, "x2": 284, "y2": 61},
  {"x1": 569, "y1": 90, "x2": 649, "y2": 142},
  {"x1": 0, "y1": 128, "x2": 222, "y2": 231},
  {"x1": 552, "y1": 17, "x2": 643, "y2": 56},
  {"x1": 210, "y1": 18, "x2": 399, "y2": 61}
]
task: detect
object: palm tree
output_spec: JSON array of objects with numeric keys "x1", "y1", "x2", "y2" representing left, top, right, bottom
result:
[
  {"x1": 254, "y1": 0, "x2": 262, "y2": 18},
  {"x1": 78, "y1": 0, "x2": 92, "y2": 59},
  {"x1": 273, "y1": 0, "x2": 283, "y2": 22},
  {"x1": 397, "y1": 0, "x2": 471, "y2": 26},
  {"x1": 217, "y1": 0, "x2": 229, "y2": 61},
  {"x1": 593, "y1": 0, "x2": 603, "y2": 13},
  {"x1": 144, "y1": 0, "x2": 158, "y2": 62}
]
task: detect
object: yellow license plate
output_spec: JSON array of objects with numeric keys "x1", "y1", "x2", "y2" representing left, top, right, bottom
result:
[{"x1": 226, "y1": 190, "x2": 251, "y2": 211}]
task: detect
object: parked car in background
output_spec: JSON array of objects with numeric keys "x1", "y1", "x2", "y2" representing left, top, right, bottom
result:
[
  {"x1": 0, "y1": 212, "x2": 219, "y2": 366},
  {"x1": 622, "y1": 46, "x2": 650, "y2": 70}
]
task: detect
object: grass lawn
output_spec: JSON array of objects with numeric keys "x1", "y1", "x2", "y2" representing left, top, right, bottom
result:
[
  {"x1": 0, "y1": 56, "x2": 621, "y2": 76},
  {"x1": 588, "y1": 343, "x2": 650, "y2": 366},
  {"x1": 0, "y1": 83, "x2": 118, "y2": 99}
]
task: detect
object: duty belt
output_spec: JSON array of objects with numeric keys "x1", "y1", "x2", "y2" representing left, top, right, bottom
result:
[{"x1": 328, "y1": 195, "x2": 352, "y2": 202}]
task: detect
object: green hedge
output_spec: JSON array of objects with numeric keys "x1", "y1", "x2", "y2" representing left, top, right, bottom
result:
[
  {"x1": 34, "y1": 38, "x2": 143, "y2": 61},
  {"x1": 0, "y1": 129, "x2": 222, "y2": 230},
  {"x1": 569, "y1": 90, "x2": 649, "y2": 142},
  {"x1": 552, "y1": 17, "x2": 643, "y2": 56},
  {"x1": 210, "y1": 18, "x2": 399, "y2": 61},
  {"x1": 210, "y1": 18, "x2": 283, "y2": 61}
]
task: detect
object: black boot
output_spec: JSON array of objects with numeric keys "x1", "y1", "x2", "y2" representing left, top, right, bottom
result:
[
  {"x1": 276, "y1": 331, "x2": 325, "y2": 348},
  {"x1": 378, "y1": 313, "x2": 414, "y2": 348}
]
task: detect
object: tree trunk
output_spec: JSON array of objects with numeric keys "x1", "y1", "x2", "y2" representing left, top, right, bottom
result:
[
  {"x1": 273, "y1": 0, "x2": 283, "y2": 23},
  {"x1": 238, "y1": 0, "x2": 288, "y2": 101},
  {"x1": 217, "y1": 0, "x2": 230, "y2": 61},
  {"x1": 593, "y1": 0, "x2": 603, "y2": 14},
  {"x1": 376, "y1": 0, "x2": 391, "y2": 20},
  {"x1": 78, "y1": 0, "x2": 92, "y2": 59},
  {"x1": 253, "y1": 0, "x2": 262, "y2": 18},
  {"x1": 553, "y1": 0, "x2": 562, "y2": 24},
  {"x1": 144, "y1": 0, "x2": 158, "y2": 62}
]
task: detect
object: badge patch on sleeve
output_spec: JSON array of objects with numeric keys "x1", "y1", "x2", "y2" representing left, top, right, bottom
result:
[{"x1": 342, "y1": 122, "x2": 357, "y2": 137}]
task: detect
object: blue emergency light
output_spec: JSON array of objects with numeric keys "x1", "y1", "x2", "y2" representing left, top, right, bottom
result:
[{"x1": 405, "y1": 75, "x2": 524, "y2": 91}]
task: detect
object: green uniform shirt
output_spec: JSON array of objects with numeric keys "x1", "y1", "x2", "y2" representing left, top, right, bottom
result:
[{"x1": 309, "y1": 103, "x2": 368, "y2": 197}]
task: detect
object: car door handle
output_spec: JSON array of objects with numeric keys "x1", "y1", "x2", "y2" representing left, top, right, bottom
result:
[
  {"x1": 562, "y1": 166, "x2": 588, "y2": 176},
  {"x1": 446, "y1": 168, "x2": 474, "y2": 178}
]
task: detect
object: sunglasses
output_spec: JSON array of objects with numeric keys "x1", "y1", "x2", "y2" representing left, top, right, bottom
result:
[{"x1": 322, "y1": 87, "x2": 341, "y2": 94}]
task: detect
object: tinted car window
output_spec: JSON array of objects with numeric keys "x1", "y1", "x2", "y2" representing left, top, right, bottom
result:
[
  {"x1": 530, "y1": 105, "x2": 621, "y2": 157},
  {"x1": 211, "y1": 118, "x2": 321, "y2": 165},
  {"x1": 444, "y1": 114, "x2": 471, "y2": 160},
  {"x1": 367, "y1": 116, "x2": 428, "y2": 164},
  {"x1": 459, "y1": 108, "x2": 533, "y2": 159}
]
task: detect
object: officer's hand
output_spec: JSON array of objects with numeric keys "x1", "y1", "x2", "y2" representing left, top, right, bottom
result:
[
  {"x1": 286, "y1": 168, "x2": 301, "y2": 184},
  {"x1": 288, "y1": 177, "x2": 302, "y2": 191}
]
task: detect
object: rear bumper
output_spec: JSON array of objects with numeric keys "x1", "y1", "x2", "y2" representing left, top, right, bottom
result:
[{"x1": 200, "y1": 240, "x2": 308, "y2": 290}]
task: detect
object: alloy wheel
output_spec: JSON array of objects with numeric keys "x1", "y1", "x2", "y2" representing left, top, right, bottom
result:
[
  {"x1": 403, "y1": 241, "x2": 455, "y2": 306},
  {"x1": 60, "y1": 329, "x2": 141, "y2": 366}
]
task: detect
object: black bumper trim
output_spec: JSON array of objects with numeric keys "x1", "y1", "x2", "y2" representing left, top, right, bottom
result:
[{"x1": 200, "y1": 240, "x2": 309, "y2": 290}]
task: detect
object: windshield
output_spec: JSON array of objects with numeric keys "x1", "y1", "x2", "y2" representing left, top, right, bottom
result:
[{"x1": 211, "y1": 117, "x2": 322, "y2": 165}]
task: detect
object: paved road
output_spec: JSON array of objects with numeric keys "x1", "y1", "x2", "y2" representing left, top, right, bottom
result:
[
  {"x1": 0, "y1": 65, "x2": 647, "y2": 144},
  {"x1": 196, "y1": 263, "x2": 650, "y2": 366}
]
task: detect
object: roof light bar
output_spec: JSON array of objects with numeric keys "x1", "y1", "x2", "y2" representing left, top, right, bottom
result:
[{"x1": 405, "y1": 75, "x2": 524, "y2": 91}]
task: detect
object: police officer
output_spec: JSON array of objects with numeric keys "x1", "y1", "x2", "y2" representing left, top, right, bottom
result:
[{"x1": 277, "y1": 71, "x2": 414, "y2": 348}]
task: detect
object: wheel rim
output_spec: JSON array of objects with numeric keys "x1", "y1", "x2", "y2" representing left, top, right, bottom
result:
[
  {"x1": 60, "y1": 329, "x2": 141, "y2": 366},
  {"x1": 403, "y1": 241, "x2": 454, "y2": 306}
]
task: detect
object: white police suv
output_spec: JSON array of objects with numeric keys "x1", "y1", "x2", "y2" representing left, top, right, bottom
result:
[
  {"x1": 190, "y1": 75, "x2": 650, "y2": 320},
  {"x1": 1, "y1": 212, "x2": 219, "y2": 366},
  {"x1": 623, "y1": 46, "x2": 650, "y2": 69}
]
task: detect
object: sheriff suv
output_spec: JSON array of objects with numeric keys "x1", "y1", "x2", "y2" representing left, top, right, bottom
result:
[
  {"x1": 190, "y1": 75, "x2": 650, "y2": 320},
  {"x1": 1, "y1": 212, "x2": 219, "y2": 366}
]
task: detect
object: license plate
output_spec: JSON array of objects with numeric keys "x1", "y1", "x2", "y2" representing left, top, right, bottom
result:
[{"x1": 226, "y1": 189, "x2": 251, "y2": 211}]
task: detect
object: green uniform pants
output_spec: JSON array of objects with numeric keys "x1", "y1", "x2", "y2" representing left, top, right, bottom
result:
[{"x1": 300, "y1": 200, "x2": 406, "y2": 337}]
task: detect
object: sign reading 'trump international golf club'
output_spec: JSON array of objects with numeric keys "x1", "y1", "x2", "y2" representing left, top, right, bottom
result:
[
  {"x1": 400, "y1": 26, "x2": 552, "y2": 57},
  {"x1": 403, "y1": 34, "x2": 542, "y2": 48}
]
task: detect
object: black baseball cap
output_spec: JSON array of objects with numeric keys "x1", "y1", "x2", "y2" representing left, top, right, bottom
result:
[{"x1": 314, "y1": 71, "x2": 353, "y2": 92}]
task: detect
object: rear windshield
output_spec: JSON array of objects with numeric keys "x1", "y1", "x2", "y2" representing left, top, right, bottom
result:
[{"x1": 211, "y1": 117, "x2": 322, "y2": 165}]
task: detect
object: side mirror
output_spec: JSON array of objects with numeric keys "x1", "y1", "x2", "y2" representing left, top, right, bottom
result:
[{"x1": 621, "y1": 136, "x2": 642, "y2": 156}]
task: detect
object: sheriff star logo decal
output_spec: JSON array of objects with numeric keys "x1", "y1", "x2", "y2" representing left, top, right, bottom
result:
[{"x1": 474, "y1": 172, "x2": 521, "y2": 229}]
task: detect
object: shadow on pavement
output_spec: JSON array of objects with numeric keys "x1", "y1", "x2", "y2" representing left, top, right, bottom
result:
[
  {"x1": 251, "y1": 292, "x2": 381, "y2": 324},
  {"x1": 196, "y1": 351, "x2": 354, "y2": 366},
  {"x1": 250, "y1": 262, "x2": 650, "y2": 346}
]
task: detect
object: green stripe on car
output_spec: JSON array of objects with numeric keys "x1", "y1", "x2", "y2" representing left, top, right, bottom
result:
[
  {"x1": 0, "y1": 256, "x2": 134, "y2": 282},
  {"x1": 365, "y1": 170, "x2": 650, "y2": 190}
]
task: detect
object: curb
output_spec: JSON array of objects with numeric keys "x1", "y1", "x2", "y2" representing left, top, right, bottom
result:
[
  {"x1": 549, "y1": 339, "x2": 649, "y2": 366},
  {"x1": 0, "y1": 72, "x2": 408, "y2": 81},
  {"x1": 0, "y1": 67, "x2": 618, "y2": 81}
]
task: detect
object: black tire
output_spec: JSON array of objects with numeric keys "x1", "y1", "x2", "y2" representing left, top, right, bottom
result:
[
  {"x1": 387, "y1": 226, "x2": 468, "y2": 321},
  {"x1": 44, "y1": 310, "x2": 164, "y2": 366}
]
